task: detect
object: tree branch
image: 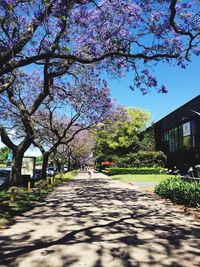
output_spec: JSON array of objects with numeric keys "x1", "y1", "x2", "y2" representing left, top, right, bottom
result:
[
  {"x1": 0, "y1": 50, "x2": 180, "y2": 76},
  {"x1": 0, "y1": 1, "x2": 55, "y2": 65},
  {"x1": 0, "y1": 125, "x2": 17, "y2": 151},
  {"x1": 0, "y1": 74, "x2": 16, "y2": 93}
]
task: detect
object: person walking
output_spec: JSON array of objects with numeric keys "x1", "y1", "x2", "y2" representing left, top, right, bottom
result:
[{"x1": 88, "y1": 167, "x2": 93, "y2": 178}]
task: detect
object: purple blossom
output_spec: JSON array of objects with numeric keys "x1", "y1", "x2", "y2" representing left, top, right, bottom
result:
[
  {"x1": 158, "y1": 85, "x2": 168, "y2": 94},
  {"x1": 0, "y1": 0, "x2": 199, "y2": 98},
  {"x1": 141, "y1": 69, "x2": 149, "y2": 76}
]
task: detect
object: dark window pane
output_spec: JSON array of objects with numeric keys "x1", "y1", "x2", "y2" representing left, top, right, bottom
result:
[{"x1": 183, "y1": 136, "x2": 191, "y2": 150}]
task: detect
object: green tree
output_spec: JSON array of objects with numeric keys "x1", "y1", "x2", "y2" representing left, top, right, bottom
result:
[
  {"x1": 139, "y1": 124, "x2": 156, "y2": 152},
  {"x1": 93, "y1": 107, "x2": 151, "y2": 166},
  {"x1": 0, "y1": 146, "x2": 11, "y2": 164}
]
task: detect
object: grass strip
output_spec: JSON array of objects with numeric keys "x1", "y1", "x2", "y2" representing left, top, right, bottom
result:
[
  {"x1": 0, "y1": 170, "x2": 79, "y2": 227},
  {"x1": 111, "y1": 174, "x2": 175, "y2": 183}
]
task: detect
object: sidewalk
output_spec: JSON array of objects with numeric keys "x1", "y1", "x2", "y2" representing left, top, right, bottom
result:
[{"x1": 0, "y1": 172, "x2": 200, "y2": 267}]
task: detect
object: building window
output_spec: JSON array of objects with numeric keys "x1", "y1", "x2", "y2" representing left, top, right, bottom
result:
[
  {"x1": 162, "y1": 119, "x2": 196, "y2": 153},
  {"x1": 178, "y1": 125, "x2": 183, "y2": 150},
  {"x1": 182, "y1": 135, "x2": 191, "y2": 150},
  {"x1": 191, "y1": 119, "x2": 196, "y2": 147},
  {"x1": 182, "y1": 121, "x2": 191, "y2": 150}
]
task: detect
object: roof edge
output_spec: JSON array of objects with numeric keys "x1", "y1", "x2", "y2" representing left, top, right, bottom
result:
[{"x1": 155, "y1": 94, "x2": 200, "y2": 124}]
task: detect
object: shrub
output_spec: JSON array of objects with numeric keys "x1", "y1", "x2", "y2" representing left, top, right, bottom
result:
[
  {"x1": 113, "y1": 151, "x2": 167, "y2": 168},
  {"x1": 155, "y1": 177, "x2": 200, "y2": 208},
  {"x1": 103, "y1": 167, "x2": 166, "y2": 175}
]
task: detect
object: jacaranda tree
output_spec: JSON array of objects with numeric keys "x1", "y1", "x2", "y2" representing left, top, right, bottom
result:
[
  {"x1": 0, "y1": 70, "x2": 114, "y2": 183},
  {"x1": 0, "y1": 0, "x2": 200, "y2": 183},
  {"x1": 0, "y1": 71, "x2": 46, "y2": 184},
  {"x1": 0, "y1": 0, "x2": 200, "y2": 94},
  {"x1": 55, "y1": 130, "x2": 93, "y2": 172},
  {"x1": 32, "y1": 80, "x2": 114, "y2": 179}
]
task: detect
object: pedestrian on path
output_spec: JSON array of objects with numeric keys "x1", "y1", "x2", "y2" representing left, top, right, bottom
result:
[{"x1": 88, "y1": 167, "x2": 93, "y2": 178}]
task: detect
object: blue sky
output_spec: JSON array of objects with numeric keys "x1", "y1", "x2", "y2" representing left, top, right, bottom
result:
[{"x1": 107, "y1": 55, "x2": 200, "y2": 123}]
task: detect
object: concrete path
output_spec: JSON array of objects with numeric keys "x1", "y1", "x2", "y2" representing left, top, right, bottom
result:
[
  {"x1": 0, "y1": 172, "x2": 200, "y2": 267},
  {"x1": 130, "y1": 181, "x2": 159, "y2": 188}
]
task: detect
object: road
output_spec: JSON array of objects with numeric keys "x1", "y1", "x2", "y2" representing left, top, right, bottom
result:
[
  {"x1": 0, "y1": 168, "x2": 11, "y2": 187},
  {"x1": 0, "y1": 172, "x2": 200, "y2": 267}
]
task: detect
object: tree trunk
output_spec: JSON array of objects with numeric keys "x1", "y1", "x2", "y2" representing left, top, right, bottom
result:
[
  {"x1": 41, "y1": 153, "x2": 49, "y2": 180},
  {"x1": 11, "y1": 150, "x2": 23, "y2": 186},
  {"x1": 56, "y1": 160, "x2": 61, "y2": 173},
  {"x1": 10, "y1": 137, "x2": 33, "y2": 186},
  {"x1": 67, "y1": 155, "x2": 71, "y2": 171}
]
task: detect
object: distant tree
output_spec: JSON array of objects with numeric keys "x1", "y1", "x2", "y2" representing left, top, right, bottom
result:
[
  {"x1": 139, "y1": 124, "x2": 156, "y2": 151},
  {"x1": 0, "y1": 146, "x2": 11, "y2": 164},
  {"x1": 93, "y1": 107, "x2": 151, "y2": 165},
  {"x1": 36, "y1": 156, "x2": 43, "y2": 165},
  {"x1": 55, "y1": 130, "x2": 93, "y2": 171}
]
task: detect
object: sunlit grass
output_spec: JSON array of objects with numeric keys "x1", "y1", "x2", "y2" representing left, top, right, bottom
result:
[{"x1": 111, "y1": 174, "x2": 175, "y2": 183}]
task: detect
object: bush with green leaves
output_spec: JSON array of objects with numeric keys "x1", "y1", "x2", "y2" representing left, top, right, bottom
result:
[
  {"x1": 96, "y1": 151, "x2": 167, "y2": 171},
  {"x1": 155, "y1": 177, "x2": 200, "y2": 208},
  {"x1": 0, "y1": 147, "x2": 11, "y2": 164},
  {"x1": 103, "y1": 167, "x2": 166, "y2": 175},
  {"x1": 113, "y1": 151, "x2": 167, "y2": 168}
]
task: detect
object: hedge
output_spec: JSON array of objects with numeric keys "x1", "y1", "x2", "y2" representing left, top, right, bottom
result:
[
  {"x1": 155, "y1": 177, "x2": 200, "y2": 208},
  {"x1": 112, "y1": 151, "x2": 167, "y2": 168},
  {"x1": 102, "y1": 167, "x2": 166, "y2": 175}
]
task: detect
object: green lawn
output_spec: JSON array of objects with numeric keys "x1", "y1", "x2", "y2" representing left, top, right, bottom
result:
[{"x1": 111, "y1": 174, "x2": 175, "y2": 183}]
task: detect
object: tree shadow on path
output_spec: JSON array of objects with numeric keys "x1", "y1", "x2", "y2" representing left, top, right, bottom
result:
[{"x1": 0, "y1": 177, "x2": 200, "y2": 267}]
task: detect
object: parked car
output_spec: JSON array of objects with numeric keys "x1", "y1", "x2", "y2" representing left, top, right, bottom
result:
[
  {"x1": 0, "y1": 168, "x2": 11, "y2": 188},
  {"x1": 46, "y1": 167, "x2": 55, "y2": 177},
  {"x1": 62, "y1": 166, "x2": 68, "y2": 172},
  {"x1": 33, "y1": 169, "x2": 42, "y2": 181}
]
